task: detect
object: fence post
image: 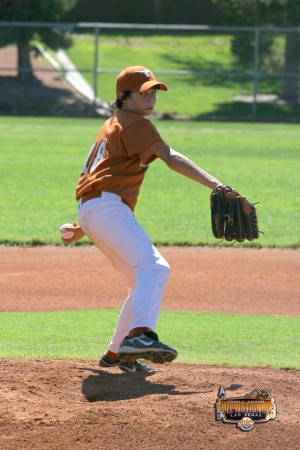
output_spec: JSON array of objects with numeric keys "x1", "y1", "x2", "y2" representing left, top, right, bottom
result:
[
  {"x1": 252, "y1": 27, "x2": 260, "y2": 121},
  {"x1": 93, "y1": 25, "x2": 99, "y2": 113}
]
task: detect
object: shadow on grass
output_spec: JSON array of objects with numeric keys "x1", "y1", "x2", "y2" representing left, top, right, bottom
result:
[
  {"x1": 0, "y1": 76, "x2": 93, "y2": 117},
  {"x1": 1, "y1": 74, "x2": 299, "y2": 122},
  {"x1": 194, "y1": 100, "x2": 300, "y2": 122}
]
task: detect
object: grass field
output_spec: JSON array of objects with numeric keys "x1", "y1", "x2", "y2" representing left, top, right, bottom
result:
[
  {"x1": 0, "y1": 116, "x2": 299, "y2": 247},
  {"x1": 1, "y1": 309, "x2": 299, "y2": 370},
  {"x1": 1, "y1": 116, "x2": 299, "y2": 371},
  {"x1": 63, "y1": 31, "x2": 300, "y2": 121}
]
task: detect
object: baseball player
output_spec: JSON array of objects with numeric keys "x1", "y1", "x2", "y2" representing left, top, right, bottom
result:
[{"x1": 61, "y1": 66, "x2": 223, "y2": 373}]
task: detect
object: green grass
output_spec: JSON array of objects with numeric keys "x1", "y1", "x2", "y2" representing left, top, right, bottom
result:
[
  {"x1": 62, "y1": 31, "x2": 300, "y2": 121},
  {"x1": 0, "y1": 309, "x2": 299, "y2": 370},
  {"x1": 0, "y1": 117, "x2": 299, "y2": 247},
  {"x1": 66, "y1": 33, "x2": 242, "y2": 118}
]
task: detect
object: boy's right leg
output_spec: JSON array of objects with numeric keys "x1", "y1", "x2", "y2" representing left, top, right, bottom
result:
[{"x1": 78, "y1": 193, "x2": 177, "y2": 363}]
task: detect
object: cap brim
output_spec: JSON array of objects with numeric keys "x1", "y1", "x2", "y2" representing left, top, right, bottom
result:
[{"x1": 136, "y1": 80, "x2": 168, "y2": 92}]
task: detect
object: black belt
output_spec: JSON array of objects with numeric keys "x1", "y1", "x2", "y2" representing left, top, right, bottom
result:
[
  {"x1": 81, "y1": 191, "x2": 102, "y2": 204},
  {"x1": 81, "y1": 191, "x2": 129, "y2": 207}
]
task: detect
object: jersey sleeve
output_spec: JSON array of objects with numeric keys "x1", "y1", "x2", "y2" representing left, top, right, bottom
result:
[{"x1": 121, "y1": 119, "x2": 165, "y2": 163}]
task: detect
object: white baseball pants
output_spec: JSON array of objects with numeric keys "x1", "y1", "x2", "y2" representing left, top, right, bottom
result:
[{"x1": 78, "y1": 192, "x2": 170, "y2": 353}]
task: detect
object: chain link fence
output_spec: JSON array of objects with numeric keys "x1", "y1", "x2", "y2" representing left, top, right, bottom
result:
[{"x1": 0, "y1": 21, "x2": 299, "y2": 121}]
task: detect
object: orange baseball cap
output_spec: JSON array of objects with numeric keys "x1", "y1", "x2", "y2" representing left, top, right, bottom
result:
[{"x1": 116, "y1": 66, "x2": 168, "y2": 95}]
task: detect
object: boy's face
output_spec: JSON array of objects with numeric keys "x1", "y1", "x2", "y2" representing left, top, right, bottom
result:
[{"x1": 120, "y1": 89, "x2": 158, "y2": 116}]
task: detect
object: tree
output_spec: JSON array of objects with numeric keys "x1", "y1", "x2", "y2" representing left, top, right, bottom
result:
[
  {"x1": 0, "y1": 0, "x2": 78, "y2": 83},
  {"x1": 212, "y1": 0, "x2": 300, "y2": 102}
]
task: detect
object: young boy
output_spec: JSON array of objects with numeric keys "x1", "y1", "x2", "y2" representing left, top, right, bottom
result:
[{"x1": 61, "y1": 66, "x2": 223, "y2": 373}]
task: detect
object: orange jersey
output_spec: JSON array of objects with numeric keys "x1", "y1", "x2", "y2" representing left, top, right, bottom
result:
[{"x1": 76, "y1": 109, "x2": 166, "y2": 211}]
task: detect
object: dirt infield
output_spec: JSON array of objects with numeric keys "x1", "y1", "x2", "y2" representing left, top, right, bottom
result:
[{"x1": 1, "y1": 245, "x2": 299, "y2": 449}]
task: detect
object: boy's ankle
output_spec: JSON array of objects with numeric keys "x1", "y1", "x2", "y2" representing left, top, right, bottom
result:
[
  {"x1": 128, "y1": 327, "x2": 151, "y2": 337},
  {"x1": 106, "y1": 350, "x2": 117, "y2": 361}
]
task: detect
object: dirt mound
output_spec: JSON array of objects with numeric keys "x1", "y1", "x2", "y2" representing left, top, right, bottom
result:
[
  {"x1": 1, "y1": 245, "x2": 299, "y2": 449},
  {"x1": 1, "y1": 359, "x2": 299, "y2": 450}
]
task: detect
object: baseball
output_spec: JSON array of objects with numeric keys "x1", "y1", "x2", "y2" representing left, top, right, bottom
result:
[{"x1": 60, "y1": 223, "x2": 75, "y2": 239}]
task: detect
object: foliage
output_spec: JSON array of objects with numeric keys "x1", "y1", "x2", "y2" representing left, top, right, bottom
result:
[
  {"x1": 0, "y1": 0, "x2": 77, "y2": 21},
  {"x1": 0, "y1": 0, "x2": 77, "y2": 47},
  {"x1": 212, "y1": 0, "x2": 300, "y2": 26},
  {"x1": 230, "y1": 32, "x2": 274, "y2": 69},
  {"x1": 212, "y1": 1, "x2": 300, "y2": 101},
  {"x1": 63, "y1": 0, "x2": 222, "y2": 25},
  {"x1": 0, "y1": 0, "x2": 78, "y2": 80}
]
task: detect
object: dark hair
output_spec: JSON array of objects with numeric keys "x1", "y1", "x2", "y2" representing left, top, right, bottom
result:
[{"x1": 109, "y1": 90, "x2": 132, "y2": 110}]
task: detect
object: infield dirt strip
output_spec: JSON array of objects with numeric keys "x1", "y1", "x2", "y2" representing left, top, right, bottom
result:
[{"x1": 1, "y1": 246, "x2": 299, "y2": 450}]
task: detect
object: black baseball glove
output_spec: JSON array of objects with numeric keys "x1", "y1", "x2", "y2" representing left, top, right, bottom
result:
[{"x1": 210, "y1": 185, "x2": 260, "y2": 243}]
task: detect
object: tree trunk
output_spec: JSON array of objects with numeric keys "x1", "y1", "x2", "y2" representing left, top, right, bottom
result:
[
  {"x1": 17, "y1": 41, "x2": 36, "y2": 83},
  {"x1": 282, "y1": 32, "x2": 299, "y2": 103}
]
